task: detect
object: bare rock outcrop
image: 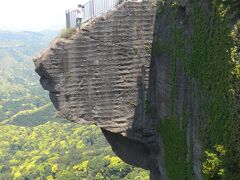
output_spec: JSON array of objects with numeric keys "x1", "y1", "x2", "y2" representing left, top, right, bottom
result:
[
  {"x1": 34, "y1": 0, "x2": 161, "y2": 178},
  {"x1": 35, "y1": 0, "x2": 154, "y2": 135}
]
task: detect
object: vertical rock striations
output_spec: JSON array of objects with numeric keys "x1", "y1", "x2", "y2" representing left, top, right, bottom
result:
[{"x1": 149, "y1": 0, "x2": 239, "y2": 179}]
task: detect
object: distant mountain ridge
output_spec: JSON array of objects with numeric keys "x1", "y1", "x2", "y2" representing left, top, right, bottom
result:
[
  {"x1": 0, "y1": 30, "x2": 59, "y2": 62},
  {"x1": 0, "y1": 30, "x2": 59, "y2": 122},
  {"x1": 0, "y1": 30, "x2": 58, "y2": 85}
]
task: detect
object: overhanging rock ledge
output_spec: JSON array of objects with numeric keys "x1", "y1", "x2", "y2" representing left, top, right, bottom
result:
[{"x1": 33, "y1": 1, "x2": 164, "y2": 179}]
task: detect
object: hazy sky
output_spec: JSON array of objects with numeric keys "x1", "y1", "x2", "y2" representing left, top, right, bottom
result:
[{"x1": 0, "y1": 0, "x2": 88, "y2": 32}]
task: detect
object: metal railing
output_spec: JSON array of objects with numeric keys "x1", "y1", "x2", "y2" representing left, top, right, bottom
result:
[
  {"x1": 65, "y1": 9, "x2": 78, "y2": 29},
  {"x1": 66, "y1": 0, "x2": 121, "y2": 29}
]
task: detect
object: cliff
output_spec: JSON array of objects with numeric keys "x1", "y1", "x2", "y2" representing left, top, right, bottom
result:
[
  {"x1": 34, "y1": 0, "x2": 239, "y2": 179},
  {"x1": 34, "y1": 0, "x2": 159, "y2": 176},
  {"x1": 149, "y1": 1, "x2": 239, "y2": 179}
]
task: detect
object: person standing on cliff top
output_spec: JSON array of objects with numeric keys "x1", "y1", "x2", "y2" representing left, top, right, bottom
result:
[{"x1": 76, "y1": 4, "x2": 84, "y2": 30}]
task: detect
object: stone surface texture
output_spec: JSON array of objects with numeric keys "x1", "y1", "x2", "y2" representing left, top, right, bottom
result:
[
  {"x1": 35, "y1": 0, "x2": 154, "y2": 135},
  {"x1": 34, "y1": 0, "x2": 160, "y2": 178}
]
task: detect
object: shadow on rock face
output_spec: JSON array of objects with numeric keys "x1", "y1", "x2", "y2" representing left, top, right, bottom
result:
[
  {"x1": 101, "y1": 128, "x2": 158, "y2": 170},
  {"x1": 35, "y1": 63, "x2": 60, "y2": 111}
]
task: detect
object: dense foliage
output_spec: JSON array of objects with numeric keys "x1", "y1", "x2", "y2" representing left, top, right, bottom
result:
[
  {"x1": 0, "y1": 31, "x2": 149, "y2": 179},
  {"x1": 202, "y1": 145, "x2": 226, "y2": 179},
  {"x1": 0, "y1": 123, "x2": 149, "y2": 180}
]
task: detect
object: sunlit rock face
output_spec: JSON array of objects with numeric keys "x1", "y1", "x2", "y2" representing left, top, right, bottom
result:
[
  {"x1": 34, "y1": 0, "x2": 158, "y2": 176},
  {"x1": 34, "y1": 1, "x2": 154, "y2": 135}
]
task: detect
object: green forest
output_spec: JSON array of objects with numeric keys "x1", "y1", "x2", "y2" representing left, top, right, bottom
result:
[{"x1": 0, "y1": 31, "x2": 149, "y2": 180}]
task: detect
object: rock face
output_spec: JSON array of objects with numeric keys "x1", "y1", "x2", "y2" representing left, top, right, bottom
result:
[
  {"x1": 148, "y1": 1, "x2": 239, "y2": 179},
  {"x1": 35, "y1": 0, "x2": 154, "y2": 134},
  {"x1": 34, "y1": 0, "x2": 160, "y2": 177},
  {"x1": 34, "y1": 0, "x2": 239, "y2": 179}
]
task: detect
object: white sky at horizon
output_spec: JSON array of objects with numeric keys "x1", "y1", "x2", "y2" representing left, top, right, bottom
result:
[{"x1": 0, "y1": 0, "x2": 88, "y2": 32}]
